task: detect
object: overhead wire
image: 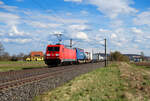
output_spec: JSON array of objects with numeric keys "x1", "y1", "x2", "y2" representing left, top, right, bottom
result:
[
  {"x1": 30, "y1": 0, "x2": 105, "y2": 50},
  {"x1": 31, "y1": 0, "x2": 75, "y2": 46}
]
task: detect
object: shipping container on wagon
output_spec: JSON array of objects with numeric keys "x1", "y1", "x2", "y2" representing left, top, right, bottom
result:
[
  {"x1": 84, "y1": 52, "x2": 92, "y2": 63},
  {"x1": 45, "y1": 44, "x2": 76, "y2": 65},
  {"x1": 75, "y1": 48, "x2": 86, "y2": 60},
  {"x1": 92, "y1": 53, "x2": 100, "y2": 62}
]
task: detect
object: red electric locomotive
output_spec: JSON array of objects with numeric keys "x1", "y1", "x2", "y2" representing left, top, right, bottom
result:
[{"x1": 44, "y1": 44, "x2": 76, "y2": 66}]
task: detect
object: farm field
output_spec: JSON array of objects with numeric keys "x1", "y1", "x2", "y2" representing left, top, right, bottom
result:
[
  {"x1": 0, "y1": 61, "x2": 46, "y2": 72},
  {"x1": 33, "y1": 62, "x2": 150, "y2": 101},
  {"x1": 134, "y1": 62, "x2": 150, "y2": 67}
]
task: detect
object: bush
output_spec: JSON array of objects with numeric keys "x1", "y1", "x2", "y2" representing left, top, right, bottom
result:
[
  {"x1": 11, "y1": 55, "x2": 18, "y2": 61},
  {"x1": 110, "y1": 51, "x2": 129, "y2": 62}
]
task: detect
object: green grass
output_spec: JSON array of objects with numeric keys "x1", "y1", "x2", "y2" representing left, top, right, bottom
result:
[
  {"x1": 33, "y1": 62, "x2": 150, "y2": 101},
  {"x1": 130, "y1": 63, "x2": 150, "y2": 71},
  {"x1": 33, "y1": 63, "x2": 129, "y2": 101},
  {"x1": 0, "y1": 61, "x2": 46, "y2": 72}
]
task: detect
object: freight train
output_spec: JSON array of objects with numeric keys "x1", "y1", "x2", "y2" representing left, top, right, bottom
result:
[{"x1": 44, "y1": 44, "x2": 102, "y2": 66}]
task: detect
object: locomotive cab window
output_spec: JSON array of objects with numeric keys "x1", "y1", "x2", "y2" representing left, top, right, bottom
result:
[{"x1": 48, "y1": 47, "x2": 60, "y2": 51}]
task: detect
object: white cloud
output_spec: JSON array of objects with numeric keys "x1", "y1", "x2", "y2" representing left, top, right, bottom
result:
[
  {"x1": 29, "y1": 21, "x2": 62, "y2": 28},
  {"x1": 111, "y1": 33, "x2": 117, "y2": 39},
  {"x1": 131, "y1": 27, "x2": 143, "y2": 34},
  {"x1": 99, "y1": 29, "x2": 110, "y2": 33},
  {"x1": 66, "y1": 12, "x2": 72, "y2": 16},
  {"x1": 30, "y1": 14, "x2": 88, "y2": 24},
  {"x1": 80, "y1": 10, "x2": 89, "y2": 15},
  {"x1": 134, "y1": 39, "x2": 142, "y2": 43},
  {"x1": 76, "y1": 32, "x2": 88, "y2": 40},
  {"x1": 0, "y1": 1, "x2": 18, "y2": 12},
  {"x1": 2, "y1": 38, "x2": 32, "y2": 44},
  {"x1": 120, "y1": 47, "x2": 142, "y2": 54},
  {"x1": 133, "y1": 11, "x2": 150, "y2": 26},
  {"x1": 145, "y1": 36, "x2": 150, "y2": 39},
  {"x1": 87, "y1": 0, "x2": 137, "y2": 19},
  {"x1": 0, "y1": 5, "x2": 18, "y2": 12},
  {"x1": 110, "y1": 20, "x2": 123, "y2": 28},
  {"x1": 66, "y1": 0, "x2": 137, "y2": 18},
  {"x1": 99, "y1": 40, "x2": 104, "y2": 45},
  {"x1": 64, "y1": 0, "x2": 82, "y2": 2},
  {"x1": 0, "y1": 32, "x2": 4, "y2": 36},
  {"x1": 8, "y1": 25, "x2": 28, "y2": 36},
  {"x1": 69, "y1": 24, "x2": 89, "y2": 30},
  {"x1": 111, "y1": 40, "x2": 122, "y2": 47},
  {"x1": 0, "y1": 12, "x2": 20, "y2": 25},
  {"x1": 115, "y1": 28, "x2": 124, "y2": 34}
]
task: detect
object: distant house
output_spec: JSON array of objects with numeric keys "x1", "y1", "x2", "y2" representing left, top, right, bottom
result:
[
  {"x1": 30, "y1": 51, "x2": 44, "y2": 57},
  {"x1": 94, "y1": 53, "x2": 110, "y2": 60},
  {"x1": 26, "y1": 51, "x2": 44, "y2": 61}
]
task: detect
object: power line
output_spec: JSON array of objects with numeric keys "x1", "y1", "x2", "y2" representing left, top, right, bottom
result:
[{"x1": 28, "y1": 0, "x2": 107, "y2": 53}]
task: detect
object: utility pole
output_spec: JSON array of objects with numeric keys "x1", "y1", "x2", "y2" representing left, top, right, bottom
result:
[
  {"x1": 104, "y1": 38, "x2": 107, "y2": 67},
  {"x1": 70, "y1": 39, "x2": 72, "y2": 48}
]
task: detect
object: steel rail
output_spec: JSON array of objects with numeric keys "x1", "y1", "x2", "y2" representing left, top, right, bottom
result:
[
  {"x1": 0, "y1": 65, "x2": 74, "y2": 83},
  {"x1": 0, "y1": 65, "x2": 82, "y2": 91}
]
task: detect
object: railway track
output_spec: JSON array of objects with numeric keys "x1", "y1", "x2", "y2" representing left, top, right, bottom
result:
[
  {"x1": 0, "y1": 63, "x2": 94, "y2": 91},
  {"x1": 0, "y1": 65, "x2": 75, "y2": 83}
]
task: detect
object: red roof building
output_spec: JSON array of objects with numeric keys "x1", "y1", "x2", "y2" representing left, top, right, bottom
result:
[{"x1": 30, "y1": 51, "x2": 44, "y2": 57}]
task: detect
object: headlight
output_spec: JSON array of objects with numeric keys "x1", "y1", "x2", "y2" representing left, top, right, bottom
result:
[
  {"x1": 47, "y1": 54, "x2": 50, "y2": 56},
  {"x1": 56, "y1": 54, "x2": 59, "y2": 56}
]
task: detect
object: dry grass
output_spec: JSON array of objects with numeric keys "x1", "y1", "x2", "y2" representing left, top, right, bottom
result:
[
  {"x1": 119, "y1": 62, "x2": 150, "y2": 101},
  {"x1": 134, "y1": 62, "x2": 150, "y2": 67},
  {"x1": 33, "y1": 62, "x2": 150, "y2": 101}
]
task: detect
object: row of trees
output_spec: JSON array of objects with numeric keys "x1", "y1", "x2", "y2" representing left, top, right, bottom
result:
[
  {"x1": 0, "y1": 43, "x2": 29, "y2": 61},
  {"x1": 110, "y1": 51, "x2": 130, "y2": 62}
]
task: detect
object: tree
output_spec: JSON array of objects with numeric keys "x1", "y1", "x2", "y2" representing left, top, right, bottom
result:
[
  {"x1": 110, "y1": 51, "x2": 129, "y2": 62},
  {"x1": 17, "y1": 53, "x2": 25, "y2": 61},
  {"x1": 0, "y1": 42, "x2": 4, "y2": 55},
  {"x1": 0, "y1": 42, "x2": 4, "y2": 60},
  {"x1": 11, "y1": 54, "x2": 18, "y2": 61},
  {"x1": 2, "y1": 52, "x2": 11, "y2": 61}
]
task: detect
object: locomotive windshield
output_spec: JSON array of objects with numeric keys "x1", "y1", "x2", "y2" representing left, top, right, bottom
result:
[{"x1": 48, "y1": 47, "x2": 60, "y2": 51}]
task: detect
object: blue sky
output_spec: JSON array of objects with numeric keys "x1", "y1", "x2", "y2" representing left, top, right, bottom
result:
[{"x1": 0, "y1": 0, "x2": 150, "y2": 56}]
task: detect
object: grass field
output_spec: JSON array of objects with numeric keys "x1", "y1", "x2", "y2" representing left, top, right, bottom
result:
[
  {"x1": 0, "y1": 61, "x2": 46, "y2": 72},
  {"x1": 33, "y1": 62, "x2": 150, "y2": 101}
]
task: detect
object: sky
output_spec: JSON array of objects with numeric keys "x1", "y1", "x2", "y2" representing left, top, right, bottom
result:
[{"x1": 0, "y1": 0, "x2": 150, "y2": 56}]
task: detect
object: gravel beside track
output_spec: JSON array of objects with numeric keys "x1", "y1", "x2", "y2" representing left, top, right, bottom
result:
[{"x1": 0, "y1": 62, "x2": 104, "y2": 101}]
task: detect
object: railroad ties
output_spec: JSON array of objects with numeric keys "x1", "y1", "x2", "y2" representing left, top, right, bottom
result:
[{"x1": 0, "y1": 66, "x2": 80, "y2": 91}]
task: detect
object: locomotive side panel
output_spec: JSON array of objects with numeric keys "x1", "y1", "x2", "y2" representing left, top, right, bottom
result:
[{"x1": 61, "y1": 47, "x2": 76, "y2": 62}]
